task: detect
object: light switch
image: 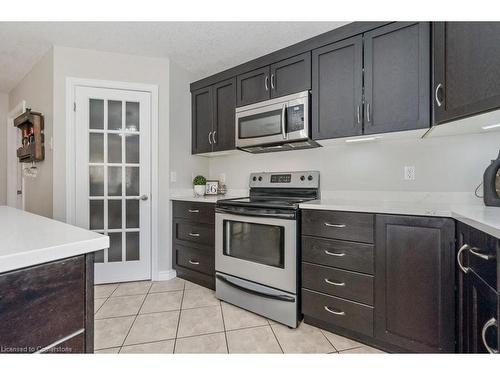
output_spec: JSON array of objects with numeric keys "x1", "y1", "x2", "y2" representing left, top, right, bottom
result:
[{"x1": 170, "y1": 171, "x2": 177, "y2": 183}]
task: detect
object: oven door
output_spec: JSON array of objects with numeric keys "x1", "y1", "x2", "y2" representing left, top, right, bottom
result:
[
  {"x1": 235, "y1": 91, "x2": 309, "y2": 149},
  {"x1": 215, "y1": 211, "x2": 297, "y2": 293}
]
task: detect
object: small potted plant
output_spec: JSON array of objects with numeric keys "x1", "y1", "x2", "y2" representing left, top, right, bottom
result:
[{"x1": 193, "y1": 175, "x2": 207, "y2": 197}]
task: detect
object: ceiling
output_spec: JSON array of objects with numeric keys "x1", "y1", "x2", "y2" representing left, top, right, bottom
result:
[{"x1": 0, "y1": 21, "x2": 347, "y2": 93}]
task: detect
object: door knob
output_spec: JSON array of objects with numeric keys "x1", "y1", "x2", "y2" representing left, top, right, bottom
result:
[{"x1": 140, "y1": 194, "x2": 149, "y2": 201}]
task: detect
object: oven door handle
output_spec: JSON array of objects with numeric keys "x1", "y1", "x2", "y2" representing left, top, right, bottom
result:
[
  {"x1": 216, "y1": 274, "x2": 296, "y2": 303},
  {"x1": 215, "y1": 207, "x2": 295, "y2": 219}
]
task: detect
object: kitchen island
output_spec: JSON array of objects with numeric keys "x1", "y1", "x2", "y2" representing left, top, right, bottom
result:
[{"x1": 0, "y1": 206, "x2": 108, "y2": 353}]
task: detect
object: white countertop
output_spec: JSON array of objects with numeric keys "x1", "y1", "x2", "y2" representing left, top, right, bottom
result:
[
  {"x1": 0, "y1": 206, "x2": 109, "y2": 274},
  {"x1": 169, "y1": 189, "x2": 248, "y2": 203}
]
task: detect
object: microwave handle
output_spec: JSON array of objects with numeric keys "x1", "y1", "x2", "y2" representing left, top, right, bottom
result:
[{"x1": 281, "y1": 103, "x2": 287, "y2": 139}]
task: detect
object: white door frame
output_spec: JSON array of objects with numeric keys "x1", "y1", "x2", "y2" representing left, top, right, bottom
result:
[
  {"x1": 66, "y1": 77, "x2": 159, "y2": 281},
  {"x1": 7, "y1": 101, "x2": 26, "y2": 210}
]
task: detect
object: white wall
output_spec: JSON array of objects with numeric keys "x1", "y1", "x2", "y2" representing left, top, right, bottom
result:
[
  {"x1": 0, "y1": 93, "x2": 8, "y2": 205},
  {"x1": 208, "y1": 131, "x2": 500, "y2": 195},
  {"x1": 9, "y1": 49, "x2": 54, "y2": 217}
]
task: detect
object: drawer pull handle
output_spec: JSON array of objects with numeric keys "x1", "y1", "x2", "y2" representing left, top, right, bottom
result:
[
  {"x1": 188, "y1": 209, "x2": 200, "y2": 213},
  {"x1": 189, "y1": 260, "x2": 200, "y2": 265},
  {"x1": 469, "y1": 247, "x2": 495, "y2": 261},
  {"x1": 457, "y1": 244, "x2": 470, "y2": 274},
  {"x1": 188, "y1": 232, "x2": 200, "y2": 237},
  {"x1": 324, "y1": 222, "x2": 346, "y2": 228},
  {"x1": 481, "y1": 317, "x2": 499, "y2": 354},
  {"x1": 324, "y1": 250, "x2": 346, "y2": 257},
  {"x1": 324, "y1": 306, "x2": 346, "y2": 316},
  {"x1": 324, "y1": 278, "x2": 345, "y2": 286}
]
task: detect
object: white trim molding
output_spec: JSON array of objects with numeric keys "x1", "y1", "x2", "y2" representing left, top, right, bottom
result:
[
  {"x1": 7, "y1": 101, "x2": 26, "y2": 210},
  {"x1": 157, "y1": 269, "x2": 177, "y2": 281},
  {"x1": 65, "y1": 77, "x2": 160, "y2": 281}
]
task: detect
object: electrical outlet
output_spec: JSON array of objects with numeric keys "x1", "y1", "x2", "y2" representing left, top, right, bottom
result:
[
  {"x1": 219, "y1": 173, "x2": 226, "y2": 184},
  {"x1": 404, "y1": 166, "x2": 415, "y2": 181},
  {"x1": 170, "y1": 171, "x2": 177, "y2": 183}
]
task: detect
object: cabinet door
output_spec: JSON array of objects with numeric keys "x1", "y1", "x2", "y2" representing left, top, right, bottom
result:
[
  {"x1": 212, "y1": 78, "x2": 236, "y2": 152},
  {"x1": 375, "y1": 215, "x2": 455, "y2": 352},
  {"x1": 364, "y1": 22, "x2": 430, "y2": 135},
  {"x1": 236, "y1": 66, "x2": 270, "y2": 107},
  {"x1": 311, "y1": 36, "x2": 363, "y2": 140},
  {"x1": 464, "y1": 270, "x2": 499, "y2": 353},
  {"x1": 191, "y1": 86, "x2": 213, "y2": 154},
  {"x1": 434, "y1": 22, "x2": 500, "y2": 124},
  {"x1": 270, "y1": 52, "x2": 311, "y2": 98}
]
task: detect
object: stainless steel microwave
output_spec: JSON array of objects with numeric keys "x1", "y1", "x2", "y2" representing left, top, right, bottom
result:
[{"x1": 235, "y1": 91, "x2": 319, "y2": 153}]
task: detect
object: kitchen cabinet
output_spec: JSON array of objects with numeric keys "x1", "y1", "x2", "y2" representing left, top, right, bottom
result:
[
  {"x1": 374, "y1": 214, "x2": 455, "y2": 353},
  {"x1": 191, "y1": 78, "x2": 236, "y2": 154},
  {"x1": 434, "y1": 22, "x2": 500, "y2": 124},
  {"x1": 364, "y1": 22, "x2": 430, "y2": 135},
  {"x1": 312, "y1": 36, "x2": 363, "y2": 140},
  {"x1": 236, "y1": 53, "x2": 311, "y2": 107}
]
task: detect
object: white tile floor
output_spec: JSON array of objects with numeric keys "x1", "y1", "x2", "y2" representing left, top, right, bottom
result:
[{"x1": 94, "y1": 278, "x2": 385, "y2": 354}]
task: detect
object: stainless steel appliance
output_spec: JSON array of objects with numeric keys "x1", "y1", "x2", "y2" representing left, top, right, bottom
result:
[
  {"x1": 215, "y1": 171, "x2": 320, "y2": 327},
  {"x1": 235, "y1": 91, "x2": 320, "y2": 153}
]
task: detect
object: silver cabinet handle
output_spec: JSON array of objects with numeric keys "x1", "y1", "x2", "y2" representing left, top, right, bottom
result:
[
  {"x1": 212, "y1": 130, "x2": 217, "y2": 144},
  {"x1": 271, "y1": 74, "x2": 275, "y2": 89},
  {"x1": 188, "y1": 209, "x2": 200, "y2": 213},
  {"x1": 189, "y1": 260, "x2": 200, "y2": 265},
  {"x1": 188, "y1": 232, "x2": 200, "y2": 237},
  {"x1": 356, "y1": 104, "x2": 361, "y2": 124},
  {"x1": 324, "y1": 250, "x2": 346, "y2": 257},
  {"x1": 481, "y1": 317, "x2": 499, "y2": 354},
  {"x1": 281, "y1": 103, "x2": 287, "y2": 139},
  {"x1": 324, "y1": 278, "x2": 345, "y2": 286},
  {"x1": 457, "y1": 244, "x2": 470, "y2": 274},
  {"x1": 435, "y1": 83, "x2": 443, "y2": 107},
  {"x1": 324, "y1": 222, "x2": 346, "y2": 228},
  {"x1": 265, "y1": 76, "x2": 269, "y2": 91},
  {"x1": 366, "y1": 102, "x2": 371, "y2": 123},
  {"x1": 139, "y1": 194, "x2": 148, "y2": 201},
  {"x1": 208, "y1": 131, "x2": 213, "y2": 145},
  {"x1": 469, "y1": 247, "x2": 494, "y2": 261},
  {"x1": 324, "y1": 306, "x2": 346, "y2": 316}
]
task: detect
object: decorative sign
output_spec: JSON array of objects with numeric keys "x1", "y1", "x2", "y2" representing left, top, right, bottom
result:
[{"x1": 205, "y1": 180, "x2": 219, "y2": 195}]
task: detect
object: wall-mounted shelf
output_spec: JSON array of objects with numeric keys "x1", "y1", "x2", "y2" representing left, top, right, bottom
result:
[{"x1": 14, "y1": 109, "x2": 44, "y2": 163}]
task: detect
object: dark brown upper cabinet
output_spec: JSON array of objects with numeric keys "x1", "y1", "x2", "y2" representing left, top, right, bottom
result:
[
  {"x1": 375, "y1": 214, "x2": 455, "y2": 353},
  {"x1": 212, "y1": 78, "x2": 236, "y2": 152},
  {"x1": 433, "y1": 22, "x2": 500, "y2": 124},
  {"x1": 312, "y1": 36, "x2": 363, "y2": 140},
  {"x1": 237, "y1": 53, "x2": 311, "y2": 107},
  {"x1": 191, "y1": 86, "x2": 213, "y2": 154},
  {"x1": 192, "y1": 78, "x2": 236, "y2": 154},
  {"x1": 363, "y1": 22, "x2": 430, "y2": 135}
]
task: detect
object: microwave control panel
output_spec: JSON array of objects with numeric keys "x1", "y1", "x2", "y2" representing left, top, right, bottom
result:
[{"x1": 286, "y1": 105, "x2": 304, "y2": 132}]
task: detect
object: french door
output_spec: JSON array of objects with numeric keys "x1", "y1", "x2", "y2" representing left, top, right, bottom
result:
[{"x1": 75, "y1": 86, "x2": 151, "y2": 284}]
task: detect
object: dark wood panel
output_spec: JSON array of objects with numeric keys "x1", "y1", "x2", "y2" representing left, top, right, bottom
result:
[
  {"x1": 302, "y1": 262, "x2": 373, "y2": 305},
  {"x1": 302, "y1": 236, "x2": 374, "y2": 274},
  {"x1": 270, "y1": 52, "x2": 311, "y2": 98},
  {"x1": 84, "y1": 253, "x2": 94, "y2": 353},
  {"x1": 434, "y1": 22, "x2": 500, "y2": 124},
  {"x1": 191, "y1": 86, "x2": 213, "y2": 154},
  {"x1": 302, "y1": 289, "x2": 374, "y2": 337},
  {"x1": 190, "y1": 22, "x2": 390, "y2": 92},
  {"x1": 236, "y1": 66, "x2": 270, "y2": 106},
  {"x1": 312, "y1": 35, "x2": 363, "y2": 139},
  {"x1": 374, "y1": 214, "x2": 455, "y2": 353},
  {"x1": 172, "y1": 200, "x2": 215, "y2": 224},
  {"x1": 302, "y1": 210, "x2": 374, "y2": 243},
  {"x1": 43, "y1": 333, "x2": 85, "y2": 354},
  {"x1": 212, "y1": 78, "x2": 236, "y2": 152},
  {"x1": 175, "y1": 245, "x2": 215, "y2": 276},
  {"x1": 174, "y1": 220, "x2": 214, "y2": 247},
  {"x1": 0, "y1": 256, "x2": 85, "y2": 352},
  {"x1": 175, "y1": 267, "x2": 215, "y2": 290},
  {"x1": 364, "y1": 22, "x2": 430, "y2": 135}
]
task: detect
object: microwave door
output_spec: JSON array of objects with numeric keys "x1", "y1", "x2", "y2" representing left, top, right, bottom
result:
[{"x1": 236, "y1": 103, "x2": 287, "y2": 148}]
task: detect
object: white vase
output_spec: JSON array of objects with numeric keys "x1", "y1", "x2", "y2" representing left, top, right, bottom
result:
[{"x1": 193, "y1": 185, "x2": 205, "y2": 197}]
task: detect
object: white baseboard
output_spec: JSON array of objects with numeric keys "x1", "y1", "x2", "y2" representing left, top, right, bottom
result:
[{"x1": 155, "y1": 269, "x2": 177, "y2": 281}]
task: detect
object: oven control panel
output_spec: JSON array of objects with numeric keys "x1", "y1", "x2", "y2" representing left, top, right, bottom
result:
[{"x1": 249, "y1": 171, "x2": 320, "y2": 189}]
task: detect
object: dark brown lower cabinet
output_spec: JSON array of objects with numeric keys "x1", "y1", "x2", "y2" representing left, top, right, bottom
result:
[
  {"x1": 0, "y1": 254, "x2": 94, "y2": 354},
  {"x1": 375, "y1": 215, "x2": 456, "y2": 353}
]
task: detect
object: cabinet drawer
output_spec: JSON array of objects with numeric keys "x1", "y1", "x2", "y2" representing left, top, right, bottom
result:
[
  {"x1": 174, "y1": 220, "x2": 214, "y2": 247},
  {"x1": 302, "y1": 289, "x2": 374, "y2": 337},
  {"x1": 465, "y1": 225, "x2": 499, "y2": 291},
  {"x1": 302, "y1": 236, "x2": 374, "y2": 274},
  {"x1": 173, "y1": 201, "x2": 215, "y2": 224},
  {"x1": 302, "y1": 262, "x2": 373, "y2": 305},
  {"x1": 175, "y1": 245, "x2": 214, "y2": 276},
  {"x1": 302, "y1": 210, "x2": 374, "y2": 243}
]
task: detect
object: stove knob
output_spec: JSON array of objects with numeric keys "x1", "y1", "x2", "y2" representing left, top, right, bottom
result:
[
  {"x1": 300, "y1": 175, "x2": 305, "y2": 181},
  {"x1": 258, "y1": 176, "x2": 263, "y2": 181},
  {"x1": 307, "y1": 175, "x2": 313, "y2": 181},
  {"x1": 252, "y1": 176, "x2": 257, "y2": 181}
]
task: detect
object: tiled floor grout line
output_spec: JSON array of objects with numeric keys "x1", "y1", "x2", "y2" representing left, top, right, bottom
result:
[
  {"x1": 118, "y1": 283, "x2": 154, "y2": 353},
  {"x1": 268, "y1": 323, "x2": 284, "y2": 354},
  {"x1": 94, "y1": 284, "x2": 120, "y2": 315},
  {"x1": 318, "y1": 329, "x2": 339, "y2": 353},
  {"x1": 219, "y1": 301, "x2": 230, "y2": 354},
  {"x1": 171, "y1": 281, "x2": 186, "y2": 353}
]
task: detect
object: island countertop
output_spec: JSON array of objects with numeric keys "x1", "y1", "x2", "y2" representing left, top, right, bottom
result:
[{"x1": 0, "y1": 206, "x2": 109, "y2": 274}]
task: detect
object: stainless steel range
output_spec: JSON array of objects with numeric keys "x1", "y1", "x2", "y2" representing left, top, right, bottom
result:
[{"x1": 215, "y1": 171, "x2": 320, "y2": 328}]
